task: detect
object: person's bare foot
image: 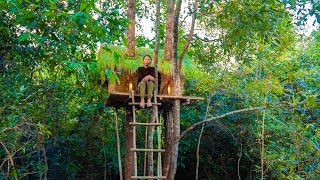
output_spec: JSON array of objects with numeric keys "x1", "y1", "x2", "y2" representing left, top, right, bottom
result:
[
  {"x1": 146, "y1": 99, "x2": 152, "y2": 107},
  {"x1": 140, "y1": 98, "x2": 145, "y2": 108}
]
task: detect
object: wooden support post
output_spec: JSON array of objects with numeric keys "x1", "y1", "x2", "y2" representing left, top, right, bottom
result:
[{"x1": 125, "y1": 107, "x2": 134, "y2": 180}]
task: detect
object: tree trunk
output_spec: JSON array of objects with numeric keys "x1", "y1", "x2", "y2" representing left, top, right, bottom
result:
[
  {"x1": 124, "y1": 107, "x2": 134, "y2": 180},
  {"x1": 163, "y1": 0, "x2": 182, "y2": 179},
  {"x1": 163, "y1": 100, "x2": 180, "y2": 180},
  {"x1": 127, "y1": 0, "x2": 135, "y2": 57},
  {"x1": 163, "y1": 0, "x2": 197, "y2": 178},
  {"x1": 164, "y1": 0, "x2": 174, "y2": 60},
  {"x1": 166, "y1": 0, "x2": 182, "y2": 179},
  {"x1": 164, "y1": 104, "x2": 174, "y2": 177},
  {"x1": 125, "y1": 0, "x2": 135, "y2": 178},
  {"x1": 166, "y1": 58, "x2": 181, "y2": 180}
]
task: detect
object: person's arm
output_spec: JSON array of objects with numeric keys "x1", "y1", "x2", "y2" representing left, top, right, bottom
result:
[
  {"x1": 137, "y1": 67, "x2": 144, "y2": 83},
  {"x1": 146, "y1": 67, "x2": 156, "y2": 82}
]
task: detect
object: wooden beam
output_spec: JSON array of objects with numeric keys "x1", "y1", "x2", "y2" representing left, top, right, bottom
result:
[
  {"x1": 131, "y1": 148, "x2": 165, "y2": 152},
  {"x1": 131, "y1": 176, "x2": 166, "y2": 179},
  {"x1": 129, "y1": 123, "x2": 162, "y2": 126},
  {"x1": 157, "y1": 95, "x2": 204, "y2": 101}
]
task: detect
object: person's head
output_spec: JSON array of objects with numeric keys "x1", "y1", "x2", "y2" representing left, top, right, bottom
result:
[{"x1": 143, "y1": 55, "x2": 152, "y2": 68}]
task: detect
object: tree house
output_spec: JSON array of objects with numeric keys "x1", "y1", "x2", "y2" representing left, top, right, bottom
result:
[
  {"x1": 98, "y1": 46, "x2": 204, "y2": 179},
  {"x1": 99, "y1": 46, "x2": 203, "y2": 107}
]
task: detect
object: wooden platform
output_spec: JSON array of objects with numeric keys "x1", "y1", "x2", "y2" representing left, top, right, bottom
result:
[{"x1": 105, "y1": 91, "x2": 204, "y2": 108}]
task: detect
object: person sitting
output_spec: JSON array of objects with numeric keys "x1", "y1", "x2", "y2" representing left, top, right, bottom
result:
[{"x1": 136, "y1": 55, "x2": 160, "y2": 108}]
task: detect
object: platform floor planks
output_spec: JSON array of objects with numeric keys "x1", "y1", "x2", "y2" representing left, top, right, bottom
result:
[{"x1": 105, "y1": 91, "x2": 204, "y2": 108}]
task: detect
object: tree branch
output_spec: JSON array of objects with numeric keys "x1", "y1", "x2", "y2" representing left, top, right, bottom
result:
[
  {"x1": 0, "y1": 141, "x2": 14, "y2": 167},
  {"x1": 193, "y1": 34, "x2": 219, "y2": 42},
  {"x1": 173, "y1": 0, "x2": 182, "y2": 61},
  {"x1": 0, "y1": 140, "x2": 17, "y2": 180},
  {"x1": 0, "y1": 127, "x2": 20, "y2": 133},
  {"x1": 178, "y1": 0, "x2": 198, "y2": 70},
  {"x1": 179, "y1": 106, "x2": 265, "y2": 139},
  {"x1": 195, "y1": 96, "x2": 212, "y2": 180}
]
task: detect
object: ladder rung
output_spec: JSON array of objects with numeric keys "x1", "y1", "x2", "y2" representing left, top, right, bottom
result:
[
  {"x1": 129, "y1": 122, "x2": 162, "y2": 126},
  {"x1": 131, "y1": 148, "x2": 165, "y2": 152},
  {"x1": 131, "y1": 176, "x2": 166, "y2": 179},
  {"x1": 129, "y1": 102, "x2": 161, "y2": 106}
]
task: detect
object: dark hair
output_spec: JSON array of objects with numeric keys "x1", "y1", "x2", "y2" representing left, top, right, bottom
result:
[{"x1": 143, "y1": 55, "x2": 152, "y2": 60}]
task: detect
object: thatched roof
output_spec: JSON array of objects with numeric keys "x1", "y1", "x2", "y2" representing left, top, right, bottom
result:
[{"x1": 97, "y1": 45, "x2": 202, "y2": 78}]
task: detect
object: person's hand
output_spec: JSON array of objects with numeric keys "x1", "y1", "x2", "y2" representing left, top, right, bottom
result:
[
  {"x1": 142, "y1": 76, "x2": 149, "y2": 82},
  {"x1": 147, "y1": 75, "x2": 154, "y2": 81},
  {"x1": 142, "y1": 75, "x2": 154, "y2": 82}
]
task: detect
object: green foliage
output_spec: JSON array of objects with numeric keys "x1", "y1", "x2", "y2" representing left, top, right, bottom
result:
[
  {"x1": 195, "y1": 0, "x2": 295, "y2": 66},
  {"x1": 1, "y1": 0, "x2": 319, "y2": 179},
  {"x1": 283, "y1": 0, "x2": 320, "y2": 25},
  {"x1": 184, "y1": 21, "x2": 319, "y2": 178},
  {"x1": 183, "y1": 1, "x2": 319, "y2": 176},
  {"x1": 262, "y1": 31, "x2": 320, "y2": 179},
  {"x1": 97, "y1": 45, "x2": 205, "y2": 81},
  {"x1": 0, "y1": 0, "x2": 127, "y2": 179}
]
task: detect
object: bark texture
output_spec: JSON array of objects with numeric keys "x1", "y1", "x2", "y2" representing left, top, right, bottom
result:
[
  {"x1": 164, "y1": 0, "x2": 175, "y2": 60},
  {"x1": 164, "y1": 104, "x2": 174, "y2": 177},
  {"x1": 127, "y1": 0, "x2": 135, "y2": 57}
]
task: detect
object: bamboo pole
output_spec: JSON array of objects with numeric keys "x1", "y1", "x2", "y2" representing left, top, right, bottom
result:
[
  {"x1": 154, "y1": 0, "x2": 162, "y2": 177},
  {"x1": 115, "y1": 109, "x2": 123, "y2": 180}
]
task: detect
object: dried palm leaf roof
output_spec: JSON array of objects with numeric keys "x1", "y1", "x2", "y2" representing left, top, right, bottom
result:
[{"x1": 97, "y1": 45, "x2": 202, "y2": 78}]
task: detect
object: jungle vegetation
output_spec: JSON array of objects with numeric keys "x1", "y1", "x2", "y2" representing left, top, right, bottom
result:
[{"x1": 1, "y1": 0, "x2": 319, "y2": 179}]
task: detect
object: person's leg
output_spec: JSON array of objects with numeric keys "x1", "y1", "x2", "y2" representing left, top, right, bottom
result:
[
  {"x1": 146, "y1": 81, "x2": 154, "y2": 107},
  {"x1": 138, "y1": 81, "x2": 146, "y2": 108}
]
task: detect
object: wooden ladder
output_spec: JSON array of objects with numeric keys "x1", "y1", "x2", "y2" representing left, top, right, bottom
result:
[{"x1": 129, "y1": 90, "x2": 166, "y2": 179}]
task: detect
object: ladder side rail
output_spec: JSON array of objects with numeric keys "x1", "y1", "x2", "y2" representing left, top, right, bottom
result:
[
  {"x1": 153, "y1": 48, "x2": 163, "y2": 179},
  {"x1": 157, "y1": 110, "x2": 162, "y2": 178},
  {"x1": 144, "y1": 122, "x2": 148, "y2": 176},
  {"x1": 131, "y1": 90, "x2": 138, "y2": 177},
  {"x1": 154, "y1": 0, "x2": 161, "y2": 177},
  {"x1": 147, "y1": 106, "x2": 156, "y2": 176}
]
